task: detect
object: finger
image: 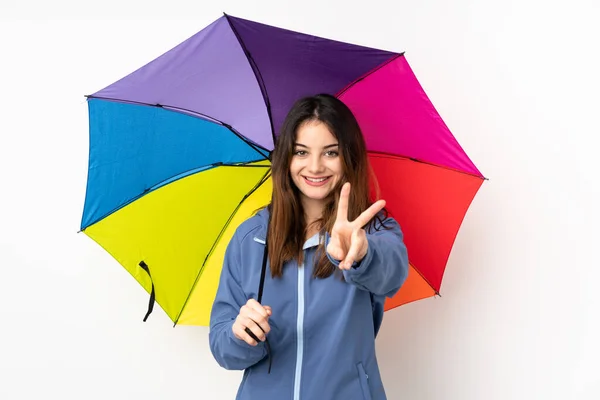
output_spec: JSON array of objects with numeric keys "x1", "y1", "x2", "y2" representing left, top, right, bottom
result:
[
  {"x1": 342, "y1": 229, "x2": 363, "y2": 269},
  {"x1": 246, "y1": 299, "x2": 269, "y2": 319},
  {"x1": 244, "y1": 327, "x2": 262, "y2": 345},
  {"x1": 233, "y1": 320, "x2": 259, "y2": 346},
  {"x1": 263, "y1": 306, "x2": 272, "y2": 316},
  {"x1": 240, "y1": 305, "x2": 270, "y2": 334},
  {"x1": 354, "y1": 199, "x2": 386, "y2": 228},
  {"x1": 327, "y1": 242, "x2": 346, "y2": 261},
  {"x1": 247, "y1": 308, "x2": 271, "y2": 334},
  {"x1": 335, "y1": 182, "x2": 351, "y2": 223},
  {"x1": 243, "y1": 317, "x2": 268, "y2": 342},
  {"x1": 327, "y1": 234, "x2": 346, "y2": 259},
  {"x1": 235, "y1": 316, "x2": 266, "y2": 344}
]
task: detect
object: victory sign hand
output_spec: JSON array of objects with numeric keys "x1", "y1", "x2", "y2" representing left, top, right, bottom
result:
[{"x1": 327, "y1": 182, "x2": 386, "y2": 270}]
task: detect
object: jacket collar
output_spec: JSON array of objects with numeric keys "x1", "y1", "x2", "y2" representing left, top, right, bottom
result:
[{"x1": 252, "y1": 208, "x2": 323, "y2": 249}]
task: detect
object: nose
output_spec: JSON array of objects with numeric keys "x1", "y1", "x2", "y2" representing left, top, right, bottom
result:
[{"x1": 307, "y1": 153, "x2": 324, "y2": 174}]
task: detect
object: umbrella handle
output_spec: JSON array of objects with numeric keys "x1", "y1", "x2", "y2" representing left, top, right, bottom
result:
[
  {"x1": 257, "y1": 242, "x2": 268, "y2": 303},
  {"x1": 243, "y1": 239, "x2": 272, "y2": 373}
]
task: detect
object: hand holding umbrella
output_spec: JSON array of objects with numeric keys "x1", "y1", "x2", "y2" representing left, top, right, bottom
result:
[
  {"x1": 234, "y1": 298, "x2": 273, "y2": 373},
  {"x1": 327, "y1": 183, "x2": 386, "y2": 270},
  {"x1": 233, "y1": 299, "x2": 272, "y2": 346}
]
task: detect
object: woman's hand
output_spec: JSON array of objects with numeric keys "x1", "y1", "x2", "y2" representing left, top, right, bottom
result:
[
  {"x1": 232, "y1": 298, "x2": 272, "y2": 346},
  {"x1": 327, "y1": 182, "x2": 386, "y2": 270}
]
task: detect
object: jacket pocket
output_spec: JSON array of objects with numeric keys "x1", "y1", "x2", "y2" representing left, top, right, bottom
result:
[{"x1": 356, "y1": 362, "x2": 372, "y2": 400}]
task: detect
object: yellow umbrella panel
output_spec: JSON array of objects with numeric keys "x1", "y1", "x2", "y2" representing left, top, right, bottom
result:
[{"x1": 83, "y1": 161, "x2": 272, "y2": 326}]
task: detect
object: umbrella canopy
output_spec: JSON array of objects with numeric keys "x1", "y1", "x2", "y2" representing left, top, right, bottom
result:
[{"x1": 81, "y1": 14, "x2": 484, "y2": 326}]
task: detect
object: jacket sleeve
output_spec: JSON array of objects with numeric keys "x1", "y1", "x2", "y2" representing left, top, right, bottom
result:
[
  {"x1": 326, "y1": 216, "x2": 409, "y2": 298},
  {"x1": 208, "y1": 231, "x2": 267, "y2": 370}
]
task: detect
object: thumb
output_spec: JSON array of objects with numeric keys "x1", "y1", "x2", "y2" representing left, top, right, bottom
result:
[
  {"x1": 342, "y1": 229, "x2": 362, "y2": 269},
  {"x1": 264, "y1": 306, "x2": 272, "y2": 316}
]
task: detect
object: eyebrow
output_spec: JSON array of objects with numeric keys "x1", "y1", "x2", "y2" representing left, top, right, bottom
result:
[{"x1": 294, "y1": 143, "x2": 339, "y2": 149}]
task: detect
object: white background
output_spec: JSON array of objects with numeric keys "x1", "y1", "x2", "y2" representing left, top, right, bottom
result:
[{"x1": 1, "y1": 0, "x2": 599, "y2": 399}]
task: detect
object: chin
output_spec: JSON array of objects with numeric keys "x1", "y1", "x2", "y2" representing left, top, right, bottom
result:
[
  {"x1": 301, "y1": 187, "x2": 334, "y2": 201},
  {"x1": 305, "y1": 194, "x2": 329, "y2": 201}
]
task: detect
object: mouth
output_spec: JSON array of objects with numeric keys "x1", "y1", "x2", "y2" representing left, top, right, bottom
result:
[{"x1": 303, "y1": 176, "x2": 331, "y2": 187}]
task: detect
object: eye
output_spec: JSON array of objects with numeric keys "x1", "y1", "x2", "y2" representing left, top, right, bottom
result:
[
  {"x1": 325, "y1": 150, "x2": 339, "y2": 157},
  {"x1": 294, "y1": 150, "x2": 307, "y2": 156}
]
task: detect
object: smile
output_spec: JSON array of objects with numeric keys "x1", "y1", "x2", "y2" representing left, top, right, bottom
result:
[{"x1": 303, "y1": 176, "x2": 331, "y2": 186}]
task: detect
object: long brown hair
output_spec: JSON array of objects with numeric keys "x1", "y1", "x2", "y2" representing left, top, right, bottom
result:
[{"x1": 267, "y1": 94, "x2": 383, "y2": 279}]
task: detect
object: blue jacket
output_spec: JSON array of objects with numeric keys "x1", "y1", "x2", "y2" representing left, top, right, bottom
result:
[{"x1": 209, "y1": 208, "x2": 409, "y2": 400}]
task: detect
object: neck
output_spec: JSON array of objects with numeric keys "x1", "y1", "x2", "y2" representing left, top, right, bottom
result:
[{"x1": 301, "y1": 197, "x2": 324, "y2": 229}]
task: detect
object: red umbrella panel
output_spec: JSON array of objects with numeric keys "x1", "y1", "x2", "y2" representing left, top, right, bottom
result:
[{"x1": 337, "y1": 55, "x2": 485, "y2": 309}]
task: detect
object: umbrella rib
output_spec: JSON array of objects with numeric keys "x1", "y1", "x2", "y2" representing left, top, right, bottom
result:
[
  {"x1": 408, "y1": 260, "x2": 441, "y2": 297},
  {"x1": 369, "y1": 151, "x2": 487, "y2": 180},
  {"x1": 173, "y1": 168, "x2": 272, "y2": 325},
  {"x1": 224, "y1": 13, "x2": 276, "y2": 147},
  {"x1": 79, "y1": 161, "x2": 270, "y2": 231},
  {"x1": 84, "y1": 94, "x2": 271, "y2": 158},
  {"x1": 335, "y1": 53, "x2": 405, "y2": 98}
]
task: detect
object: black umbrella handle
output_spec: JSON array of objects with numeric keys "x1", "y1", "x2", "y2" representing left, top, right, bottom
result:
[
  {"x1": 243, "y1": 239, "x2": 272, "y2": 373},
  {"x1": 257, "y1": 241, "x2": 268, "y2": 303}
]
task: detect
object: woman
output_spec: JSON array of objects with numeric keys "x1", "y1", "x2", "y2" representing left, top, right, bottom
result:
[{"x1": 209, "y1": 94, "x2": 409, "y2": 400}]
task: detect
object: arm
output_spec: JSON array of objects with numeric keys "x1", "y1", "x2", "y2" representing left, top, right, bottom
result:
[
  {"x1": 208, "y1": 233, "x2": 267, "y2": 370},
  {"x1": 326, "y1": 217, "x2": 409, "y2": 298}
]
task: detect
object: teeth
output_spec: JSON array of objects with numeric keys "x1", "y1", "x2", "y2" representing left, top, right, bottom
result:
[{"x1": 306, "y1": 177, "x2": 327, "y2": 182}]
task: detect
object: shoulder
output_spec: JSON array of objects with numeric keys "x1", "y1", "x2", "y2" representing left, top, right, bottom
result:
[{"x1": 231, "y1": 206, "x2": 269, "y2": 244}]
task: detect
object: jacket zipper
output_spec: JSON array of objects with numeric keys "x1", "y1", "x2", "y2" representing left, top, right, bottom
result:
[{"x1": 293, "y1": 263, "x2": 305, "y2": 400}]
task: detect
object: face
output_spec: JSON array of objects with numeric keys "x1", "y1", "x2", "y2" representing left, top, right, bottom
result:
[{"x1": 290, "y1": 120, "x2": 343, "y2": 212}]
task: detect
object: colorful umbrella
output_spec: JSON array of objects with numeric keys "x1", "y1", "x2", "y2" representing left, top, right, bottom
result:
[{"x1": 81, "y1": 14, "x2": 485, "y2": 326}]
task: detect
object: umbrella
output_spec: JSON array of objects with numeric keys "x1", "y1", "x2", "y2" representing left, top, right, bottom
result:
[{"x1": 80, "y1": 14, "x2": 485, "y2": 326}]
